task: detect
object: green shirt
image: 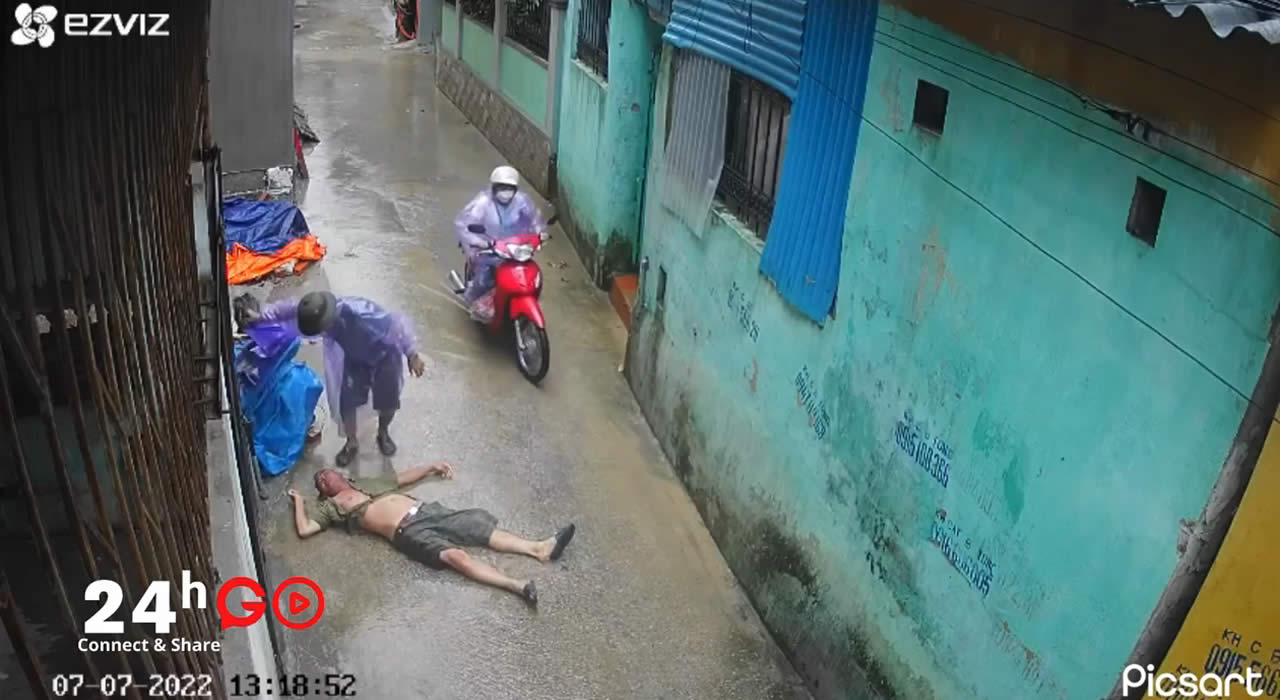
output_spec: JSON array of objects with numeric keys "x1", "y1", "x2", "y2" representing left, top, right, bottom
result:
[{"x1": 307, "y1": 476, "x2": 401, "y2": 532}]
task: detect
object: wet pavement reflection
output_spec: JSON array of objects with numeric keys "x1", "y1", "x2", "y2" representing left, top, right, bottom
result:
[{"x1": 245, "y1": 1, "x2": 811, "y2": 697}]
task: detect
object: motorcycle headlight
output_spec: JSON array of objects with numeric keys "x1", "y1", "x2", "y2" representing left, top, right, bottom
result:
[{"x1": 510, "y1": 244, "x2": 535, "y2": 262}]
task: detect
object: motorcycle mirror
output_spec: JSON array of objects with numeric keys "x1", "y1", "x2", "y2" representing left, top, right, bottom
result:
[{"x1": 467, "y1": 224, "x2": 486, "y2": 234}]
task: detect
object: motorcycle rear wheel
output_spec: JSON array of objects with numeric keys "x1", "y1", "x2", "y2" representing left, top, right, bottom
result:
[{"x1": 513, "y1": 316, "x2": 549, "y2": 384}]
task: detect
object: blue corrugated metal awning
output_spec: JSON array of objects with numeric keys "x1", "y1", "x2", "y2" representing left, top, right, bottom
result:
[
  {"x1": 663, "y1": 0, "x2": 806, "y2": 99},
  {"x1": 759, "y1": 0, "x2": 878, "y2": 324},
  {"x1": 1127, "y1": 1, "x2": 1280, "y2": 43}
]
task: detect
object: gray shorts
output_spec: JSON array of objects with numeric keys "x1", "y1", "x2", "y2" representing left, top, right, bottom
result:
[
  {"x1": 391, "y1": 502, "x2": 498, "y2": 569},
  {"x1": 340, "y1": 352, "x2": 402, "y2": 415}
]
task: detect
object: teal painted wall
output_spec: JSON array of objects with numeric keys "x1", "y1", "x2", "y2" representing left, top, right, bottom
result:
[
  {"x1": 441, "y1": 3, "x2": 456, "y2": 53},
  {"x1": 460, "y1": 17, "x2": 496, "y2": 84},
  {"x1": 554, "y1": 0, "x2": 661, "y2": 283},
  {"x1": 627, "y1": 6, "x2": 1280, "y2": 700},
  {"x1": 500, "y1": 42, "x2": 548, "y2": 127}
]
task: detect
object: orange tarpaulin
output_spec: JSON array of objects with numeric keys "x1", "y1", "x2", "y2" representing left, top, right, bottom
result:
[{"x1": 226, "y1": 234, "x2": 327, "y2": 285}]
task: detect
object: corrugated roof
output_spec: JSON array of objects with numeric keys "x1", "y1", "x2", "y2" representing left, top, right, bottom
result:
[
  {"x1": 663, "y1": 0, "x2": 807, "y2": 99},
  {"x1": 1130, "y1": 1, "x2": 1280, "y2": 44},
  {"x1": 758, "y1": 0, "x2": 877, "y2": 324}
]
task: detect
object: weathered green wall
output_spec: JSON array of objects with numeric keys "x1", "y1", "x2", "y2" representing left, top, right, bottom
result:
[
  {"x1": 554, "y1": 0, "x2": 661, "y2": 286},
  {"x1": 441, "y1": 3, "x2": 456, "y2": 52},
  {"x1": 627, "y1": 6, "x2": 1280, "y2": 700},
  {"x1": 460, "y1": 17, "x2": 495, "y2": 84},
  {"x1": 499, "y1": 42, "x2": 548, "y2": 127}
]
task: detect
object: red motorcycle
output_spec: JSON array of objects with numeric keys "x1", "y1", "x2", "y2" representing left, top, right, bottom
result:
[{"x1": 448, "y1": 215, "x2": 558, "y2": 383}]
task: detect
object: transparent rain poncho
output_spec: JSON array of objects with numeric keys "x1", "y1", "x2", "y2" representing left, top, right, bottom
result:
[
  {"x1": 259, "y1": 295, "x2": 418, "y2": 438},
  {"x1": 453, "y1": 189, "x2": 545, "y2": 256}
]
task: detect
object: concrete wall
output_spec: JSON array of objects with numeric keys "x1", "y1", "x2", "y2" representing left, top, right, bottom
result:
[
  {"x1": 442, "y1": 2, "x2": 457, "y2": 49},
  {"x1": 436, "y1": 6, "x2": 552, "y2": 194},
  {"x1": 460, "y1": 17, "x2": 497, "y2": 83},
  {"x1": 554, "y1": 0, "x2": 661, "y2": 286},
  {"x1": 626, "y1": 2, "x2": 1280, "y2": 699},
  {"x1": 209, "y1": 0, "x2": 295, "y2": 175},
  {"x1": 500, "y1": 43, "x2": 549, "y2": 126},
  {"x1": 437, "y1": 51, "x2": 551, "y2": 195}
]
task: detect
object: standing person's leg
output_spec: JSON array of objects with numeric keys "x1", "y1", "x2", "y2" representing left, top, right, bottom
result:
[
  {"x1": 371, "y1": 352, "x2": 403, "y2": 456},
  {"x1": 336, "y1": 361, "x2": 372, "y2": 466}
]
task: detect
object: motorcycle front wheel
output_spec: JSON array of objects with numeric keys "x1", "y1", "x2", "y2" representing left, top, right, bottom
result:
[{"x1": 512, "y1": 316, "x2": 549, "y2": 384}]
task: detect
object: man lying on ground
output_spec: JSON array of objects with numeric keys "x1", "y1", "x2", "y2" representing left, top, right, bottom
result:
[{"x1": 288, "y1": 464, "x2": 575, "y2": 607}]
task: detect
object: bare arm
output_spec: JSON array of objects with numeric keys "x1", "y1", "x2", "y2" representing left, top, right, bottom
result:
[
  {"x1": 395, "y1": 462, "x2": 455, "y2": 487},
  {"x1": 288, "y1": 490, "x2": 323, "y2": 538}
]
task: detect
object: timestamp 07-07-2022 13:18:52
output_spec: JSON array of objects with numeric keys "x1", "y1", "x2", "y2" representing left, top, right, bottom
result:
[
  {"x1": 47, "y1": 673, "x2": 357, "y2": 697},
  {"x1": 230, "y1": 673, "x2": 358, "y2": 697}
]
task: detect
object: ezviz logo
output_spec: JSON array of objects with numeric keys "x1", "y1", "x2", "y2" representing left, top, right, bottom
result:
[
  {"x1": 10, "y1": 3, "x2": 55, "y2": 47},
  {"x1": 10, "y1": 3, "x2": 170, "y2": 47}
]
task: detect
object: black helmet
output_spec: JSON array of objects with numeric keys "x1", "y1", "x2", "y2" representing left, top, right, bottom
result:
[{"x1": 297, "y1": 291, "x2": 338, "y2": 336}]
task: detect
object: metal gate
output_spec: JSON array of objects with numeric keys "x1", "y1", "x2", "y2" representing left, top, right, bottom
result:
[{"x1": 0, "y1": 2, "x2": 224, "y2": 697}]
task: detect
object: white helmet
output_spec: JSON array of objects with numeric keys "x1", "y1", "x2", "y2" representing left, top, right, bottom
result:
[{"x1": 489, "y1": 165, "x2": 520, "y2": 188}]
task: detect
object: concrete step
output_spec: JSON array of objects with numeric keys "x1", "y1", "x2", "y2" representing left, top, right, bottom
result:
[{"x1": 609, "y1": 273, "x2": 639, "y2": 332}]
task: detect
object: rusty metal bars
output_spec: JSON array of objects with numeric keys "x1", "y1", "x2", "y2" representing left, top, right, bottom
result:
[{"x1": 0, "y1": 1, "x2": 224, "y2": 696}]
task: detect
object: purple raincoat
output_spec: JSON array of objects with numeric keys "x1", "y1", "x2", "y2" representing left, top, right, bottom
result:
[
  {"x1": 259, "y1": 295, "x2": 418, "y2": 437},
  {"x1": 454, "y1": 189, "x2": 545, "y2": 260}
]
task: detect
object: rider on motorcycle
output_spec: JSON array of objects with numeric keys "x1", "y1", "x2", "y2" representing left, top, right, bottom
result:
[{"x1": 454, "y1": 165, "x2": 546, "y2": 316}]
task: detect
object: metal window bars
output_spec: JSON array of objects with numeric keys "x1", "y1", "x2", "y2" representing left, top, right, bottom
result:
[
  {"x1": 577, "y1": 0, "x2": 611, "y2": 78},
  {"x1": 718, "y1": 70, "x2": 791, "y2": 238},
  {"x1": 0, "y1": 2, "x2": 226, "y2": 697},
  {"x1": 460, "y1": 0, "x2": 495, "y2": 26},
  {"x1": 506, "y1": 0, "x2": 552, "y2": 60}
]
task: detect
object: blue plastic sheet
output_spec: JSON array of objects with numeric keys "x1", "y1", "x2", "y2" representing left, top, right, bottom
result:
[
  {"x1": 223, "y1": 197, "x2": 311, "y2": 254},
  {"x1": 235, "y1": 325, "x2": 322, "y2": 477}
]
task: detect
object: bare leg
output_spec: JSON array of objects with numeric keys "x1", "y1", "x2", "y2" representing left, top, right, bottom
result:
[
  {"x1": 488, "y1": 530, "x2": 549, "y2": 560},
  {"x1": 439, "y1": 549, "x2": 535, "y2": 604},
  {"x1": 342, "y1": 409, "x2": 358, "y2": 440},
  {"x1": 376, "y1": 410, "x2": 397, "y2": 456},
  {"x1": 336, "y1": 409, "x2": 359, "y2": 466},
  {"x1": 488, "y1": 524, "x2": 576, "y2": 563}
]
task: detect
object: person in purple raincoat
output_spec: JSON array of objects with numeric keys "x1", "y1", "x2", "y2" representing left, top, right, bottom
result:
[
  {"x1": 454, "y1": 165, "x2": 546, "y2": 317},
  {"x1": 249, "y1": 291, "x2": 425, "y2": 466}
]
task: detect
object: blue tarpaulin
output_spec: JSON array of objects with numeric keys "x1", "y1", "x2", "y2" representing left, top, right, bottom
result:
[
  {"x1": 235, "y1": 324, "x2": 322, "y2": 476},
  {"x1": 223, "y1": 197, "x2": 312, "y2": 255}
]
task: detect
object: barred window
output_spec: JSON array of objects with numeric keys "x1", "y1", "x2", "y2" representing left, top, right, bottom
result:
[
  {"x1": 460, "y1": 0, "x2": 493, "y2": 27},
  {"x1": 717, "y1": 70, "x2": 791, "y2": 238},
  {"x1": 506, "y1": 0, "x2": 550, "y2": 59},
  {"x1": 577, "y1": 0, "x2": 610, "y2": 79}
]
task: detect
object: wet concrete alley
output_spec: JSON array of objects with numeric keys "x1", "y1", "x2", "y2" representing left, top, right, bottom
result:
[{"x1": 243, "y1": 1, "x2": 811, "y2": 698}]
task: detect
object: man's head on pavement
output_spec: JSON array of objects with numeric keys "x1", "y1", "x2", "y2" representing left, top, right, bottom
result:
[
  {"x1": 298, "y1": 291, "x2": 338, "y2": 336},
  {"x1": 314, "y1": 468, "x2": 350, "y2": 498}
]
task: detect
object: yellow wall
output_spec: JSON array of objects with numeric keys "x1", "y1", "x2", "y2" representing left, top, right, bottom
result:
[{"x1": 1145, "y1": 413, "x2": 1280, "y2": 698}]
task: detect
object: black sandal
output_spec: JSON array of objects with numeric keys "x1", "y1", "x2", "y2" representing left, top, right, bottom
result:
[
  {"x1": 549, "y1": 524, "x2": 576, "y2": 561},
  {"x1": 521, "y1": 581, "x2": 538, "y2": 608},
  {"x1": 376, "y1": 431, "x2": 397, "y2": 456},
  {"x1": 335, "y1": 441, "x2": 359, "y2": 466}
]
